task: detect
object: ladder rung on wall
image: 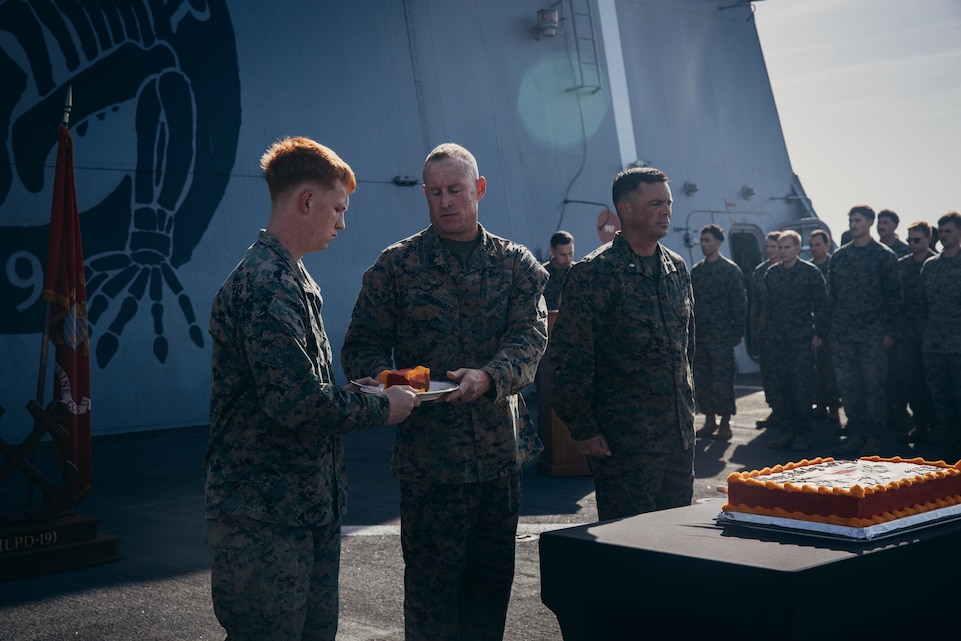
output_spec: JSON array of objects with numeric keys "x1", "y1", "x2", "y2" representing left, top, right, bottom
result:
[{"x1": 567, "y1": 0, "x2": 603, "y2": 93}]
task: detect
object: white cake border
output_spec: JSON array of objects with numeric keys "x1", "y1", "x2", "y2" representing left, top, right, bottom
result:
[{"x1": 715, "y1": 503, "x2": 961, "y2": 541}]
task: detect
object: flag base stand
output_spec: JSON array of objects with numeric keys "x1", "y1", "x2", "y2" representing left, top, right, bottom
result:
[
  {"x1": 0, "y1": 513, "x2": 119, "y2": 580},
  {"x1": 0, "y1": 403, "x2": 118, "y2": 580}
]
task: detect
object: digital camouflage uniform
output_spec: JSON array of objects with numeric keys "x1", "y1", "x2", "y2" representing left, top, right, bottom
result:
[
  {"x1": 690, "y1": 255, "x2": 746, "y2": 417},
  {"x1": 341, "y1": 224, "x2": 548, "y2": 641},
  {"x1": 751, "y1": 258, "x2": 779, "y2": 410},
  {"x1": 205, "y1": 231, "x2": 391, "y2": 641},
  {"x1": 541, "y1": 259, "x2": 571, "y2": 310},
  {"x1": 758, "y1": 259, "x2": 827, "y2": 437},
  {"x1": 549, "y1": 233, "x2": 695, "y2": 521},
  {"x1": 811, "y1": 257, "x2": 840, "y2": 418},
  {"x1": 826, "y1": 240, "x2": 902, "y2": 443},
  {"x1": 811, "y1": 256, "x2": 841, "y2": 420},
  {"x1": 921, "y1": 250, "x2": 961, "y2": 461},
  {"x1": 886, "y1": 238, "x2": 911, "y2": 258},
  {"x1": 884, "y1": 238, "x2": 913, "y2": 430},
  {"x1": 898, "y1": 250, "x2": 938, "y2": 435}
]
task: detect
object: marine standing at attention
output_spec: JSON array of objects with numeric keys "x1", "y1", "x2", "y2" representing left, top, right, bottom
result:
[
  {"x1": 897, "y1": 221, "x2": 938, "y2": 444},
  {"x1": 204, "y1": 137, "x2": 420, "y2": 641},
  {"x1": 807, "y1": 229, "x2": 840, "y2": 425},
  {"x1": 549, "y1": 167, "x2": 695, "y2": 521},
  {"x1": 690, "y1": 223, "x2": 746, "y2": 441},
  {"x1": 751, "y1": 230, "x2": 782, "y2": 429},
  {"x1": 876, "y1": 208, "x2": 912, "y2": 435},
  {"x1": 921, "y1": 212, "x2": 961, "y2": 464},
  {"x1": 827, "y1": 204, "x2": 902, "y2": 456},
  {"x1": 760, "y1": 230, "x2": 827, "y2": 452},
  {"x1": 341, "y1": 143, "x2": 548, "y2": 641}
]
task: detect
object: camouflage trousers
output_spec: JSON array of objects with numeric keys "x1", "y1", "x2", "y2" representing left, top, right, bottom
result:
[
  {"x1": 813, "y1": 338, "x2": 840, "y2": 412},
  {"x1": 757, "y1": 336, "x2": 776, "y2": 407},
  {"x1": 886, "y1": 338, "x2": 911, "y2": 428},
  {"x1": 693, "y1": 339, "x2": 737, "y2": 416},
  {"x1": 898, "y1": 332, "x2": 938, "y2": 429},
  {"x1": 924, "y1": 352, "x2": 961, "y2": 460},
  {"x1": 588, "y1": 446, "x2": 694, "y2": 521},
  {"x1": 207, "y1": 514, "x2": 341, "y2": 641},
  {"x1": 831, "y1": 336, "x2": 888, "y2": 439},
  {"x1": 400, "y1": 470, "x2": 520, "y2": 641},
  {"x1": 765, "y1": 338, "x2": 816, "y2": 434}
]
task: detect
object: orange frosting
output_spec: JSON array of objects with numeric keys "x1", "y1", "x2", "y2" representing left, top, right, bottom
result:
[{"x1": 379, "y1": 366, "x2": 430, "y2": 392}]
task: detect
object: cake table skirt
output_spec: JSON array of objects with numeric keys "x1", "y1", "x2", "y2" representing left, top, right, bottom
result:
[{"x1": 539, "y1": 501, "x2": 961, "y2": 640}]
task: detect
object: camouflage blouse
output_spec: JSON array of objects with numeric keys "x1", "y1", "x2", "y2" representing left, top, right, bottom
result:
[
  {"x1": 921, "y1": 250, "x2": 961, "y2": 354},
  {"x1": 758, "y1": 259, "x2": 827, "y2": 342},
  {"x1": 690, "y1": 256, "x2": 746, "y2": 344},
  {"x1": 205, "y1": 231, "x2": 390, "y2": 527},
  {"x1": 549, "y1": 233, "x2": 695, "y2": 454},
  {"x1": 341, "y1": 225, "x2": 548, "y2": 483},
  {"x1": 826, "y1": 239, "x2": 902, "y2": 341},
  {"x1": 899, "y1": 250, "x2": 935, "y2": 337}
]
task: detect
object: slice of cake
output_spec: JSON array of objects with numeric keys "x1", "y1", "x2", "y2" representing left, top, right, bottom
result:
[
  {"x1": 379, "y1": 366, "x2": 431, "y2": 393},
  {"x1": 723, "y1": 456, "x2": 961, "y2": 528}
]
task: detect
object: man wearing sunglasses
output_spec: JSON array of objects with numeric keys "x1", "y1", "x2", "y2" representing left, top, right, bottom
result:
[{"x1": 895, "y1": 222, "x2": 938, "y2": 444}]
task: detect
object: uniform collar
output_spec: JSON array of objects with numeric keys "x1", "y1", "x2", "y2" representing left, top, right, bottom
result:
[
  {"x1": 613, "y1": 233, "x2": 676, "y2": 277},
  {"x1": 424, "y1": 224, "x2": 498, "y2": 270}
]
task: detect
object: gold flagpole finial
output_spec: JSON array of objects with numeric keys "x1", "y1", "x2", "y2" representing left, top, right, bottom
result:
[{"x1": 62, "y1": 86, "x2": 73, "y2": 127}]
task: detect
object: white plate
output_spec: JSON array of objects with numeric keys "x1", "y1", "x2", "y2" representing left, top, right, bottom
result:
[{"x1": 358, "y1": 380, "x2": 459, "y2": 402}]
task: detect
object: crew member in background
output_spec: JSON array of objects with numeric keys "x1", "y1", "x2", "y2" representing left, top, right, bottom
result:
[
  {"x1": 809, "y1": 229, "x2": 832, "y2": 278},
  {"x1": 751, "y1": 231, "x2": 781, "y2": 429},
  {"x1": 760, "y1": 231, "x2": 827, "y2": 452},
  {"x1": 921, "y1": 212, "x2": 961, "y2": 464},
  {"x1": 808, "y1": 229, "x2": 840, "y2": 426},
  {"x1": 897, "y1": 221, "x2": 938, "y2": 444},
  {"x1": 542, "y1": 230, "x2": 575, "y2": 310},
  {"x1": 876, "y1": 209, "x2": 912, "y2": 435},
  {"x1": 827, "y1": 205, "x2": 902, "y2": 456},
  {"x1": 691, "y1": 224, "x2": 746, "y2": 441}
]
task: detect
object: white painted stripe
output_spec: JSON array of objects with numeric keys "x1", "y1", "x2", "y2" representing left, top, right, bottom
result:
[
  {"x1": 342, "y1": 524, "x2": 400, "y2": 537},
  {"x1": 341, "y1": 522, "x2": 585, "y2": 537},
  {"x1": 596, "y1": 0, "x2": 638, "y2": 169}
]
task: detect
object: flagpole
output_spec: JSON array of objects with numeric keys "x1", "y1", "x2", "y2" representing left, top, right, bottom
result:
[
  {"x1": 35, "y1": 87, "x2": 72, "y2": 401},
  {"x1": 28, "y1": 86, "x2": 73, "y2": 510}
]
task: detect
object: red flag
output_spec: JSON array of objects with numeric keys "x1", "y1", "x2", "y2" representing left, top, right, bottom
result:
[{"x1": 42, "y1": 125, "x2": 91, "y2": 501}]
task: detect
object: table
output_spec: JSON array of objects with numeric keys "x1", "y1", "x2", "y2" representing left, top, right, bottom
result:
[{"x1": 539, "y1": 501, "x2": 961, "y2": 639}]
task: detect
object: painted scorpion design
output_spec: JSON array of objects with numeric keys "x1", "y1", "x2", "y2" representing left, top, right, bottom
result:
[{"x1": 0, "y1": 0, "x2": 241, "y2": 367}]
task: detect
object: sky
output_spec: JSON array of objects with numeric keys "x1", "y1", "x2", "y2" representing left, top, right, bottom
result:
[{"x1": 752, "y1": 0, "x2": 961, "y2": 244}]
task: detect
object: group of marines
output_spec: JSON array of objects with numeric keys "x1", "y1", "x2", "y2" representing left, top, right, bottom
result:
[{"x1": 690, "y1": 206, "x2": 961, "y2": 465}]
